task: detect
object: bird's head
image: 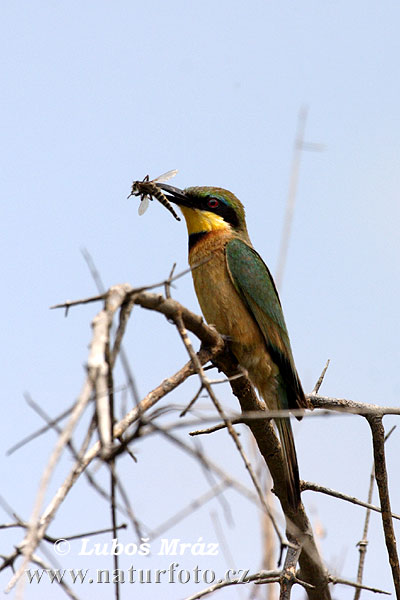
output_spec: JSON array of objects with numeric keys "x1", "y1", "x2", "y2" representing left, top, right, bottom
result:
[{"x1": 157, "y1": 183, "x2": 249, "y2": 240}]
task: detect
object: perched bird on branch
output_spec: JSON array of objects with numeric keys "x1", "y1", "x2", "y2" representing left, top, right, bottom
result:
[{"x1": 157, "y1": 182, "x2": 307, "y2": 510}]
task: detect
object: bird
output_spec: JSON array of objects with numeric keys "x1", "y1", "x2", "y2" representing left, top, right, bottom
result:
[{"x1": 156, "y1": 182, "x2": 308, "y2": 510}]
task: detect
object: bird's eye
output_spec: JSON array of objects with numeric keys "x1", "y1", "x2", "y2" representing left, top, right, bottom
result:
[{"x1": 207, "y1": 198, "x2": 219, "y2": 209}]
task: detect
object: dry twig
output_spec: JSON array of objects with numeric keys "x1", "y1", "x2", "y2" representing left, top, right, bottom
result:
[
  {"x1": 367, "y1": 416, "x2": 400, "y2": 598},
  {"x1": 301, "y1": 480, "x2": 400, "y2": 520},
  {"x1": 354, "y1": 425, "x2": 396, "y2": 600}
]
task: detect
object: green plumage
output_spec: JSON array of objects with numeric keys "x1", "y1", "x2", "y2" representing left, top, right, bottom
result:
[
  {"x1": 226, "y1": 238, "x2": 305, "y2": 509},
  {"x1": 226, "y1": 238, "x2": 304, "y2": 413}
]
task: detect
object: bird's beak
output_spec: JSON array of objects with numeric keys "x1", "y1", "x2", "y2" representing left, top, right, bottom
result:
[{"x1": 156, "y1": 183, "x2": 192, "y2": 208}]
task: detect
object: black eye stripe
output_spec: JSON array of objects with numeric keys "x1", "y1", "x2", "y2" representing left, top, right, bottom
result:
[
  {"x1": 184, "y1": 191, "x2": 240, "y2": 229},
  {"x1": 203, "y1": 197, "x2": 239, "y2": 228}
]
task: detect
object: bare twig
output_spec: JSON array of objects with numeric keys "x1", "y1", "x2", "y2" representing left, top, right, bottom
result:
[
  {"x1": 111, "y1": 295, "x2": 135, "y2": 369},
  {"x1": 180, "y1": 385, "x2": 204, "y2": 417},
  {"x1": 354, "y1": 425, "x2": 396, "y2": 600},
  {"x1": 164, "y1": 262, "x2": 176, "y2": 299},
  {"x1": 184, "y1": 567, "x2": 316, "y2": 600},
  {"x1": 189, "y1": 418, "x2": 243, "y2": 436},
  {"x1": 311, "y1": 360, "x2": 330, "y2": 395},
  {"x1": 354, "y1": 475, "x2": 375, "y2": 600},
  {"x1": 170, "y1": 404, "x2": 400, "y2": 428},
  {"x1": 90, "y1": 285, "x2": 129, "y2": 454},
  {"x1": 279, "y1": 538, "x2": 302, "y2": 599},
  {"x1": 48, "y1": 524, "x2": 127, "y2": 542},
  {"x1": 50, "y1": 261, "x2": 210, "y2": 311},
  {"x1": 183, "y1": 570, "x2": 280, "y2": 600},
  {"x1": 22, "y1": 393, "x2": 97, "y2": 468},
  {"x1": 148, "y1": 481, "x2": 231, "y2": 540},
  {"x1": 210, "y1": 511, "x2": 236, "y2": 567},
  {"x1": 114, "y1": 479, "x2": 145, "y2": 540},
  {"x1": 30, "y1": 553, "x2": 82, "y2": 600},
  {"x1": 262, "y1": 473, "x2": 279, "y2": 600},
  {"x1": 6, "y1": 403, "x2": 74, "y2": 455},
  {"x1": 81, "y1": 248, "x2": 141, "y2": 406},
  {"x1": 22, "y1": 397, "x2": 133, "y2": 519},
  {"x1": 101, "y1": 287, "x2": 120, "y2": 600},
  {"x1": 0, "y1": 518, "x2": 126, "y2": 543},
  {"x1": 309, "y1": 395, "x2": 400, "y2": 417},
  {"x1": 0, "y1": 548, "x2": 20, "y2": 574},
  {"x1": 367, "y1": 416, "x2": 400, "y2": 598},
  {"x1": 194, "y1": 440, "x2": 234, "y2": 526},
  {"x1": 329, "y1": 575, "x2": 390, "y2": 595},
  {"x1": 110, "y1": 464, "x2": 120, "y2": 600},
  {"x1": 275, "y1": 106, "x2": 324, "y2": 289},
  {"x1": 301, "y1": 480, "x2": 400, "y2": 520},
  {"x1": 149, "y1": 426, "x2": 259, "y2": 506}
]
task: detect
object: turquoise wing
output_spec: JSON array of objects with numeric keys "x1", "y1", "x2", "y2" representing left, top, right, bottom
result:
[{"x1": 226, "y1": 238, "x2": 306, "y2": 412}]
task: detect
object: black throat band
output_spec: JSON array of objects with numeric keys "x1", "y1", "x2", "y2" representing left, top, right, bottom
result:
[{"x1": 188, "y1": 231, "x2": 208, "y2": 251}]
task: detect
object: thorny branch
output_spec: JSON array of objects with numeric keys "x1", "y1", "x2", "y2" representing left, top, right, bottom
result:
[
  {"x1": 367, "y1": 416, "x2": 400, "y2": 598},
  {"x1": 354, "y1": 425, "x2": 396, "y2": 600},
  {"x1": 300, "y1": 480, "x2": 400, "y2": 520},
  {"x1": 4, "y1": 283, "x2": 399, "y2": 600}
]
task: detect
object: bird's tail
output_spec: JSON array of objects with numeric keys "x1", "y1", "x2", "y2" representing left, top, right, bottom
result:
[{"x1": 275, "y1": 416, "x2": 301, "y2": 511}]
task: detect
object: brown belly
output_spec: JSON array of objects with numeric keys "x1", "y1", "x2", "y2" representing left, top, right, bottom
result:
[{"x1": 189, "y1": 234, "x2": 279, "y2": 408}]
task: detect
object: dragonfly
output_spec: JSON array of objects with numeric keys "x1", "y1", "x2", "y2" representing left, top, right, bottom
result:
[{"x1": 127, "y1": 169, "x2": 181, "y2": 221}]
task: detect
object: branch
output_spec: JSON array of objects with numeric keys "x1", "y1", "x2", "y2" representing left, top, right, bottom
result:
[
  {"x1": 367, "y1": 415, "x2": 400, "y2": 597},
  {"x1": 279, "y1": 538, "x2": 302, "y2": 599},
  {"x1": 329, "y1": 575, "x2": 390, "y2": 595},
  {"x1": 301, "y1": 480, "x2": 400, "y2": 520},
  {"x1": 148, "y1": 481, "x2": 231, "y2": 540},
  {"x1": 354, "y1": 425, "x2": 396, "y2": 600},
  {"x1": 183, "y1": 567, "x2": 315, "y2": 600},
  {"x1": 309, "y1": 395, "x2": 400, "y2": 417},
  {"x1": 311, "y1": 359, "x2": 330, "y2": 395},
  {"x1": 183, "y1": 570, "x2": 281, "y2": 600}
]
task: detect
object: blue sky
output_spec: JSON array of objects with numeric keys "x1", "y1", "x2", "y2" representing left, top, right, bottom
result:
[{"x1": 1, "y1": 2, "x2": 400, "y2": 598}]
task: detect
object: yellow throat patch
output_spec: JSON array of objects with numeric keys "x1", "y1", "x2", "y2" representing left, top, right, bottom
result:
[{"x1": 179, "y1": 206, "x2": 230, "y2": 235}]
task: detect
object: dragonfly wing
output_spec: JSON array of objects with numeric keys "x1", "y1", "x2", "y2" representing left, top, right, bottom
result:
[
  {"x1": 138, "y1": 195, "x2": 150, "y2": 215},
  {"x1": 152, "y1": 169, "x2": 178, "y2": 183}
]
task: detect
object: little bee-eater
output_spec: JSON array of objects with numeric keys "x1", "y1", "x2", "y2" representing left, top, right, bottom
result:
[{"x1": 157, "y1": 183, "x2": 307, "y2": 510}]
